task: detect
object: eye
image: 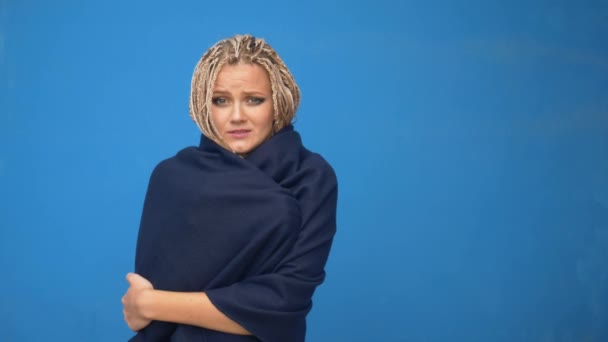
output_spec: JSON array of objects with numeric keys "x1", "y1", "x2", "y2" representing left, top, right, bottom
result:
[
  {"x1": 212, "y1": 97, "x2": 228, "y2": 106},
  {"x1": 247, "y1": 97, "x2": 265, "y2": 105}
]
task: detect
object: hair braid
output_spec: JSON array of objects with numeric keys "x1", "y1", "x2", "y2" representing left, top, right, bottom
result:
[{"x1": 189, "y1": 34, "x2": 300, "y2": 150}]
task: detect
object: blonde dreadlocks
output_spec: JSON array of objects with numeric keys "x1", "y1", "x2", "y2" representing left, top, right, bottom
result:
[{"x1": 189, "y1": 34, "x2": 300, "y2": 150}]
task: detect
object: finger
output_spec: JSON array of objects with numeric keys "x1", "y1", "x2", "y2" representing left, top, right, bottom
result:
[{"x1": 129, "y1": 272, "x2": 146, "y2": 284}]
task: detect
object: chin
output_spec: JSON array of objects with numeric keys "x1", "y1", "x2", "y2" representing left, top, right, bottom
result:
[{"x1": 231, "y1": 145, "x2": 253, "y2": 155}]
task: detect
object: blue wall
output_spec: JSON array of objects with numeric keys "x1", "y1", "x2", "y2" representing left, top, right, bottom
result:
[{"x1": 1, "y1": 1, "x2": 607, "y2": 341}]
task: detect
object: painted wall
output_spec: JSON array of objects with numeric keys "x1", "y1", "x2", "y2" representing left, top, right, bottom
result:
[{"x1": 1, "y1": 1, "x2": 607, "y2": 340}]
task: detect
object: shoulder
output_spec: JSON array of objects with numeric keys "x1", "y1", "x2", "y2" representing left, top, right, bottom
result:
[
  {"x1": 300, "y1": 147, "x2": 338, "y2": 192},
  {"x1": 296, "y1": 148, "x2": 338, "y2": 225},
  {"x1": 149, "y1": 146, "x2": 198, "y2": 180}
]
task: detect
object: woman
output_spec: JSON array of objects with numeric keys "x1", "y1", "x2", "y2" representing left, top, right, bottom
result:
[{"x1": 122, "y1": 34, "x2": 338, "y2": 342}]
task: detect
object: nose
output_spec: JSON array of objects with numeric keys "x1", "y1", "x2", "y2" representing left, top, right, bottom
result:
[{"x1": 229, "y1": 102, "x2": 246, "y2": 123}]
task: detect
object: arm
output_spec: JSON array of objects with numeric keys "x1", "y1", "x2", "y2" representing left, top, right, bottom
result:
[
  {"x1": 204, "y1": 164, "x2": 338, "y2": 342},
  {"x1": 123, "y1": 170, "x2": 337, "y2": 341},
  {"x1": 122, "y1": 273, "x2": 251, "y2": 335},
  {"x1": 124, "y1": 158, "x2": 338, "y2": 341}
]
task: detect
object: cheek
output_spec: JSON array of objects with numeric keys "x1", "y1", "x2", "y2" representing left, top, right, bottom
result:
[
  {"x1": 259, "y1": 104, "x2": 274, "y2": 129},
  {"x1": 210, "y1": 108, "x2": 228, "y2": 126}
]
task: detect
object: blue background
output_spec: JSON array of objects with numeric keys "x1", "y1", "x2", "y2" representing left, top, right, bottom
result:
[{"x1": 1, "y1": 1, "x2": 607, "y2": 341}]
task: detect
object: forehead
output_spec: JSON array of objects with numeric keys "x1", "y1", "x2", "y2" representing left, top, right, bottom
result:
[{"x1": 214, "y1": 62, "x2": 270, "y2": 90}]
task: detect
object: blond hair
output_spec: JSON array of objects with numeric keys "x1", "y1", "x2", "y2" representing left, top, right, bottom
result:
[{"x1": 189, "y1": 34, "x2": 300, "y2": 148}]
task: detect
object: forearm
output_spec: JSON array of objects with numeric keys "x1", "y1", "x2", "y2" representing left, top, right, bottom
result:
[{"x1": 139, "y1": 289, "x2": 251, "y2": 335}]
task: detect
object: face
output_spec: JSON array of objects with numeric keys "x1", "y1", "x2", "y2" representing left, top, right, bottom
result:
[{"x1": 210, "y1": 62, "x2": 274, "y2": 155}]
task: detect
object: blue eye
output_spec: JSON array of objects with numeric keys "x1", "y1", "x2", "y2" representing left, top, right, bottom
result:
[
  {"x1": 212, "y1": 97, "x2": 227, "y2": 105},
  {"x1": 248, "y1": 97, "x2": 265, "y2": 105}
]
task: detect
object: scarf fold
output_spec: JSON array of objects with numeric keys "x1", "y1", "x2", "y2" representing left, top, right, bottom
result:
[{"x1": 130, "y1": 125, "x2": 338, "y2": 342}]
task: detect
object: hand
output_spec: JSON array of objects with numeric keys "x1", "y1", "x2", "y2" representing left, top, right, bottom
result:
[{"x1": 122, "y1": 272, "x2": 154, "y2": 331}]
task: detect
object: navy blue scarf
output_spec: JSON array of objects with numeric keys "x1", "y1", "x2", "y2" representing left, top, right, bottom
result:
[{"x1": 131, "y1": 125, "x2": 338, "y2": 342}]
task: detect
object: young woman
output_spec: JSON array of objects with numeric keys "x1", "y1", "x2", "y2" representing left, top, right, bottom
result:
[{"x1": 122, "y1": 34, "x2": 338, "y2": 342}]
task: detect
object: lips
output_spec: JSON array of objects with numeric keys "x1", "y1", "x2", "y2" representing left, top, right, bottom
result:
[{"x1": 227, "y1": 129, "x2": 251, "y2": 139}]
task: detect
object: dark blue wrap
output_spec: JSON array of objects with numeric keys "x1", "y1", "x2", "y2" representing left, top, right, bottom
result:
[{"x1": 130, "y1": 125, "x2": 338, "y2": 342}]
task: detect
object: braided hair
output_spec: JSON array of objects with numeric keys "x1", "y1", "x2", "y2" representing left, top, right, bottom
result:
[{"x1": 189, "y1": 34, "x2": 300, "y2": 150}]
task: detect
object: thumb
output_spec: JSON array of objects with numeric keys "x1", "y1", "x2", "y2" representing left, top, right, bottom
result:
[{"x1": 126, "y1": 272, "x2": 136, "y2": 283}]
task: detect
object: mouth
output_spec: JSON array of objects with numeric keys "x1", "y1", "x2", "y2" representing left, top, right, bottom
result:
[{"x1": 227, "y1": 129, "x2": 251, "y2": 139}]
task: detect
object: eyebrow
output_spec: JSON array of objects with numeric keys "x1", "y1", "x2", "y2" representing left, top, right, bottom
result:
[{"x1": 212, "y1": 89, "x2": 269, "y2": 96}]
